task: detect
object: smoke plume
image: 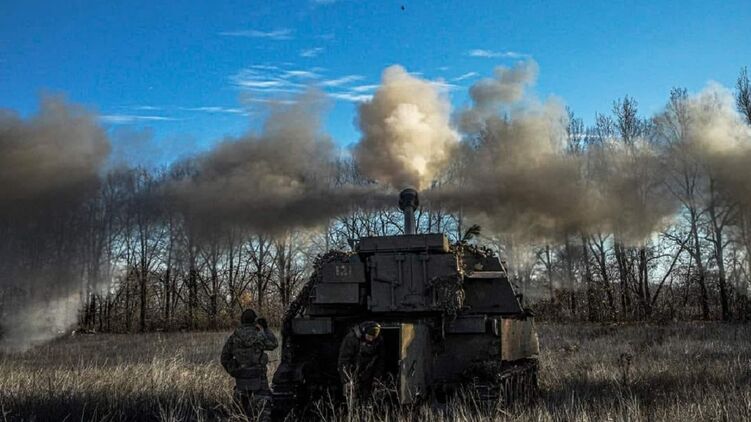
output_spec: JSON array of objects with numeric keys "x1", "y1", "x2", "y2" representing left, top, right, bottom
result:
[
  {"x1": 354, "y1": 65, "x2": 459, "y2": 190},
  {"x1": 0, "y1": 97, "x2": 110, "y2": 210},
  {"x1": 427, "y1": 60, "x2": 679, "y2": 242},
  {"x1": 591, "y1": 138, "x2": 676, "y2": 242},
  {"x1": 458, "y1": 59, "x2": 539, "y2": 133},
  {"x1": 0, "y1": 97, "x2": 110, "y2": 350},
  {"x1": 678, "y1": 83, "x2": 751, "y2": 204},
  {"x1": 428, "y1": 61, "x2": 600, "y2": 239},
  {"x1": 168, "y1": 91, "x2": 387, "y2": 234}
]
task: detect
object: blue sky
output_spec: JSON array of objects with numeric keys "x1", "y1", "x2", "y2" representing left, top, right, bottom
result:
[{"x1": 1, "y1": 0, "x2": 749, "y2": 158}]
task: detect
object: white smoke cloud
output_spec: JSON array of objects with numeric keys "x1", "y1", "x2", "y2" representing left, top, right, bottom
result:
[
  {"x1": 354, "y1": 65, "x2": 459, "y2": 190},
  {"x1": 669, "y1": 83, "x2": 751, "y2": 204}
]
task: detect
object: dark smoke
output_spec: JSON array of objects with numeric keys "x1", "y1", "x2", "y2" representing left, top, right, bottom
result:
[
  {"x1": 168, "y1": 90, "x2": 389, "y2": 234},
  {"x1": 0, "y1": 97, "x2": 109, "y2": 210},
  {"x1": 0, "y1": 97, "x2": 110, "y2": 350}
]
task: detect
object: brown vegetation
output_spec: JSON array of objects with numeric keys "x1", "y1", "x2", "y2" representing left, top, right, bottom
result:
[{"x1": 1, "y1": 323, "x2": 749, "y2": 421}]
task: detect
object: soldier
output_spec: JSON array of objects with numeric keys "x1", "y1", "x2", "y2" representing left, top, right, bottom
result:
[
  {"x1": 221, "y1": 309, "x2": 278, "y2": 421},
  {"x1": 337, "y1": 321, "x2": 385, "y2": 402}
]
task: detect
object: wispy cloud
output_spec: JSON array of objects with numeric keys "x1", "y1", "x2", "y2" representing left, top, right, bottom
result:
[
  {"x1": 283, "y1": 70, "x2": 322, "y2": 79},
  {"x1": 349, "y1": 84, "x2": 378, "y2": 93},
  {"x1": 179, "y1": 106, "x2": 246, "y2": 115},
  {"x1": 100, "y1": 114, "x2": 177, "y2": 124},
  {"x1": 320, "y1": 75, "x2": 364, "y2": 87},
  {"x1": 232, "y1": 65, "x2": 330, "y2": 92},
  {"x1": 236, "y1": 80, "x2": 289, "y2": 89},
  {"x1": 240, "y1": 96, "x2": 296, "y2": 106},
  {"x1": 329, "y1": 92, "x2": 373, "y2": 102},
  {"x1": 131, "y1": 105, "x2": 162, "y2": 111},
  {"x1": 219, "y1": 29, "x2": 293, "y2": 40},
  {"x1": 467, "y1": 49, "x2": 525, "y2": 59},
  {"x1": 429, "y1": 80, "x2": 459, "y2": 92},
  {"x1": 452, "y1": 72, "x2": 479, "y2": 82},
  {"x1": 249, "y1": 64, "x2": 281, "y2": 71},
  {"x1": 231, "y1": 65, "x2": 329, "y2": 90},
  {"x1": 300, "y1": 47, "x2": 324, "y2": 58},
  {"x1": 230, "y1": 67, "x2": 305, "y2": 95},
  {"x1": 231, "y1": 64, "x2": 373, "y2": 104}
]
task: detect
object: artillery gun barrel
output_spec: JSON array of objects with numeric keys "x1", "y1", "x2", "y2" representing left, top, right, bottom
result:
[{"x1": 398, "y1": 188, "x2": 419, "y2": 235}]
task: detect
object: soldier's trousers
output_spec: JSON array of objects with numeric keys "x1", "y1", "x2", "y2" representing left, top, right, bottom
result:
[{"x1": 234, "y1": 377, "x2": 272, "y2": 422}]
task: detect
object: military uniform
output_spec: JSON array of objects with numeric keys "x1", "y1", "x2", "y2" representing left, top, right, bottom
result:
[
  {"x1": 337, "y1": 322, "x2": 385, "y2": 401},
  {"x1": 221, "y1": 320, "x2": 278, "y2": 421}
]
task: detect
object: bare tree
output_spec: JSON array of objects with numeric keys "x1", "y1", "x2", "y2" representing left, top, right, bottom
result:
[
  {"x1": 656, "y1": 88, "x2": 711, "y2": 319},
  {"x1": 128, "y1": 169, "x2": 168, "y2": 332},
  {"x1": 273, "y1": 233, "x2": 310, "y2": 310},
  {"x1": 706, "y1": 179, "x2": 735, "y2": 320},
  {"x1": 735, "y1": 66, "x2": 751, "y2": 319},
  {"x1": 248, "y1": 235, "x2": 275, "y2": 312},
  {"x1": 588, "y1": 233, "x2": 616, "y2": 315},
  {"x1": 737, "y1": 67, "x2": 751, "y2": 125},
  {"x1": 223, "y1": 228, "x2": 252, "y2": 319},
  {"x1": 536, "y1": 245, "x2": 557, "y2": 304}
]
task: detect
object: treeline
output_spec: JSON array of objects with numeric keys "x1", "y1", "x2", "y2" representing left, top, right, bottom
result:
[
  {"x1": 73, "y1": 163, "x2": 462, "y2": 332},
  {"x1": 521, "y1": 71, "x2": 751, "y2": 322}
]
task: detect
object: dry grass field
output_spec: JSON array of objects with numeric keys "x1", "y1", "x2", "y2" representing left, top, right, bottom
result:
[{"x1": 1, "y1": 323, "x2": 750, "y2": 421}]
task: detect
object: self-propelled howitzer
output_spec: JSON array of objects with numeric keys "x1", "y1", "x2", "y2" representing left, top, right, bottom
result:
[{"x1": 271, "y1": 188, "x2": 539, "y2": 417}]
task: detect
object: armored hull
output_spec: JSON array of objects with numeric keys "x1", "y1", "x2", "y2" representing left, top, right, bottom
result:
[{"x1": 271, "y1": 190, "x2": 539, "y2": 417}]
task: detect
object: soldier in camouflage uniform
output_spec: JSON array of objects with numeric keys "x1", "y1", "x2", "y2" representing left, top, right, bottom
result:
[
  {"x1": 337, "y1": 321, "x2": 385, "y2": 402},
  {"x1": 221, "y1": 309, "x2": 278, "y2": 421}
]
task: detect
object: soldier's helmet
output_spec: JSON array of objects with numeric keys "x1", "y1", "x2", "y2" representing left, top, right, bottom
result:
[
  {"x1": 359, "y1": 321, "x2": 381, "y2": 339},
  {"x1": 241, "y1": 309, "x2": 257, "y2": 324}
]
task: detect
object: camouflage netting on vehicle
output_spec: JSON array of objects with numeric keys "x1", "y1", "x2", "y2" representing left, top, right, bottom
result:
[
  {"x1": 429, "y1": 274, "x2": 464, "y2": 317},
  {"x1": 451, "y1": 243, "x2": 500, "y2": 275},
  {"x1": 427, "y1": 243, "x2": 498, "y2": 317},
  {"x1": 282, "y1": 250, "x2": 353, "y2": 323},
  {"x1": 279, "y1": 250, "x2": 355, "y2": 362}
]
